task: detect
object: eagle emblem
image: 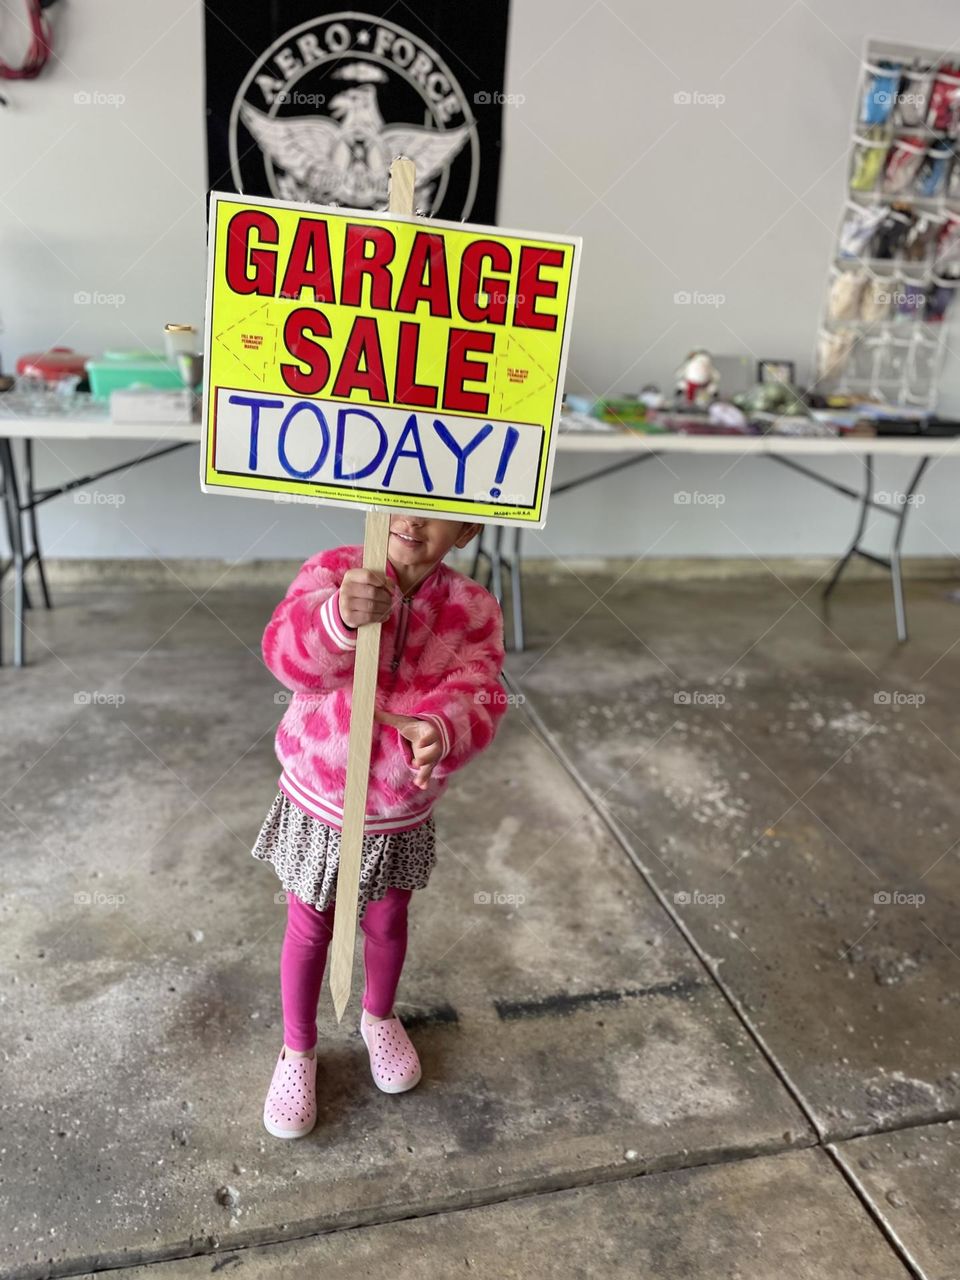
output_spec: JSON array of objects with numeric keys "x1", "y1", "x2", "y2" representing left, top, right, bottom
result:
[{"x1": 240, "y1": 84, "x2": 474, "y2": 210}]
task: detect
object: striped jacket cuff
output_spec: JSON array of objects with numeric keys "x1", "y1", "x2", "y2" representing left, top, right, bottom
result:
[
  {"x1": 319, "y1": 591, "x2": 357, "y2": 651},
  {"x1": 416, "y1": 711, "x2": 453, "y2": 761}
]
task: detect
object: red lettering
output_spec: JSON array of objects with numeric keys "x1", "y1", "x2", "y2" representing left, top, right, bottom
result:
[
  {"x1": 225, "y1": 210, "x2": 279, "y2": 296},
  {"x1": 280, "y1": 308, "x2": 331, "y2": 395},
  {"x1": 395, "y1": 232, "x2": 451, "y2": 317},
  {"x1": 458, "y1": 240, "x2": 512, "y2": 324},
  {"x1": 341, "y1": 225, "x2": 396, "y2": 309},
  {"x1": 331, "y1": 316, "x2": 389, "y2": 401},
  {"x1": 442, "y1": 329, "x2": 494, "y2": 414},
  {"x1": 513, "y1": 246, "x2": 563, "y2": 331},
  {"x1": 279, "y1": 218, "x2": 337, "y2": 303},
  {"x1": 394, "y1": 322, "x2": 438, "y2": 409}
]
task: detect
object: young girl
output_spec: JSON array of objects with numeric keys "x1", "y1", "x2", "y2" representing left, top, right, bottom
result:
[{"x1": 252, "y1": 513, "x2": 508, "y2": 1139}]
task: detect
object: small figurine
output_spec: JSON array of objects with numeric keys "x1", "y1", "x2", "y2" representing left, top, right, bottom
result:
[{"x1": 675, "y1": 350, "x2": 719, "y2": 406}]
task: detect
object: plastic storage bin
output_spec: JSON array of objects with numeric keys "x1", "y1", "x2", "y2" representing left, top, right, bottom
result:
[{"x1": 85, "y1": 357, "x2": 182, "y2": 400}]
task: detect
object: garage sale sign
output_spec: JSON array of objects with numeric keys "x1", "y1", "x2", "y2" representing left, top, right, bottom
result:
[{"x1": 200, "y1": 191, "x2": 580, "y2": 528}]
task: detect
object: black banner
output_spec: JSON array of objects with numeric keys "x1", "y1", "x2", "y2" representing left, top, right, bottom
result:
[{"x1": 204, "y1": 2, "x2": 511, "y2": 225}]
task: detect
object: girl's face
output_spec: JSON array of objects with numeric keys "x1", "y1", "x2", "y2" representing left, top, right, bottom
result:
[{"x1": 388, "y1": 515, "x2": 480, "y2": 570}]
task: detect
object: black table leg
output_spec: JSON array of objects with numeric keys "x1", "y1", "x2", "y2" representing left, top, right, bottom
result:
[
  {"x1": 490, "y1": 525, "x2": 504, "y2": 605},
  {"x1": 510, "y1": 527, "x2": 524, "y2": 652},
  {"x1": 823, "y1": 454, "x2": 874, "y2": 602},
  {"x1": 470, "y1": 525, "x2": 523, "y2": 651},
  {"x1": 0, "y1": 437, "x2": 26, "y2": 667},
  {"x1": 24, "y1": 438, "x2": 52, "y2": 609},
  {"x1": 817, "y1": 451, "x2": 929, "y2": 642},
  {"x1": 770, "y1": 450, "x2": 925, "y2": 643},
  {"x1": 471, "y1": 452, "x2": 661, "y2": 654},
  {"x1": 890, "y1": 457, "x2": 929, "y2": 644}
]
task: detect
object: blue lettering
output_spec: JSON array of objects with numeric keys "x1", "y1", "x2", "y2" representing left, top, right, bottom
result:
[
  {"x1": 227, "y1": 394, "x2": 285, "y2": 470},
  {"x1": 383, "y1": 414, "x2": 433, "y2": 492},
  {"x1": 277, "y1": 401, "x2": 330, "y2": 479},
  {"x1": 335, "y1": 407, "x2": 388, "y2": 481},
  {"x1": 432, "y1": 419, "x2": 493, "y2": 494}
]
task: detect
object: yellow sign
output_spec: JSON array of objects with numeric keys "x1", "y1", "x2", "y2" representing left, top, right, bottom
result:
[{"x1": 200, "y1": 192, "x2": 580, "y2": 527}]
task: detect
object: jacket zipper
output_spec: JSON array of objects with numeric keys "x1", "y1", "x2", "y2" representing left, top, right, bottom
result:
[{"x1": 390, "y1": 593, "x2": 413, "y2": 673}]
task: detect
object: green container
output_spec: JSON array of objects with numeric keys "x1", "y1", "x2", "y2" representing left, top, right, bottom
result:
[
  {"x1": 595, "y1": 396, "x2": 648, "y2": 426},
  {"x1": 102, "y1": 348, "x2": 164, "y2": 362},
  {"x1": 86, "y1": 357, "x2": 182, "y2": 400}
]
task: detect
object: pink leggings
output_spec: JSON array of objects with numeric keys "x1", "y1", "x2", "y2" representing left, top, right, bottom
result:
[{"x1": 280, "y1": 887, "x2": 412, "y2": 1051}]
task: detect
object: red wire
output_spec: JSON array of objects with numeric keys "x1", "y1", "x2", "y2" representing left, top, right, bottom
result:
[{"x1": 0, "y1": 0, "x2": 52, "y2": 81}]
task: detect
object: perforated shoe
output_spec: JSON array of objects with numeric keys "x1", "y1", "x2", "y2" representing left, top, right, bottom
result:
[
  {"x1": 360, "y1": 1012, "x2": 422, "y2": 1093},
  {"x1": 262, "y1": 1044, "x2": 317, "y2": 1138}
]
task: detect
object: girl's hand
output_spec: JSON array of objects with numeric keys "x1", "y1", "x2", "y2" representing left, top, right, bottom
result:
[
  {"x1": 338, "y1": 569, "x2": 394, "y2": 628},
  {"x1": 374, "y1": 709, "x2": 442, "y2": 789}
]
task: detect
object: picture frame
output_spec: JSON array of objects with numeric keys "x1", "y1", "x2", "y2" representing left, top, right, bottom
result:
[{"x1": 757, "y1": 359, "x2": 795, "y2": 386}]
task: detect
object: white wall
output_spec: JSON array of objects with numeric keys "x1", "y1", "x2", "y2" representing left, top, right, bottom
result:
[{"x1": 3, "y1": 0, "x2": 960, "y2": 562}]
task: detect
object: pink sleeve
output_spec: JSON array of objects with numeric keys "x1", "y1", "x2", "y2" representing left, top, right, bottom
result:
[
  {"x1": 409, "y1": 587, "x2": 508, "y2": 779},
  {"x1": 261, "y1": 547, "x2": 359, "y2": 693}
]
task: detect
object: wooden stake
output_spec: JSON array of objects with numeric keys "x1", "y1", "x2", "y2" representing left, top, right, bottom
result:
[
  {"x1": 327, "y1": 508, "x2": 389, "y2": 1022},
  {"x1": 328, "y1": 156, "x2": 417, "y2": 1024}
]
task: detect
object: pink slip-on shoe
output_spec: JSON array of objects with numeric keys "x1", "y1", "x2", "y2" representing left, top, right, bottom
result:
[
  {"x1": 263, "y1": 1045, "x2": 317, "y2": 1139},
  {"x1": 360, "y1": 1012, "x2": 422, "y2": 1093}
]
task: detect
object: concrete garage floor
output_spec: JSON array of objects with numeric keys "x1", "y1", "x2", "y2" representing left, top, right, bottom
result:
[{"x1": 0, "y1": 564, "x2": 957, "y2": 1278}]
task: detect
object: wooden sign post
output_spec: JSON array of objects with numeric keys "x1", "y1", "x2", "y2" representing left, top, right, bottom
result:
[
  {"x1": 199, "y1": 161, "x2": 580, "y2": 1023},
  {"x1": 327, "y1": 158, "x2": 415, "y2": 1023}
]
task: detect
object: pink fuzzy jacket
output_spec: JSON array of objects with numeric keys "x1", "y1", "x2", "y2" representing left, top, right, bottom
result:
[{"x1": 262, "y1": 545, "x2": 508, "y2": 834}]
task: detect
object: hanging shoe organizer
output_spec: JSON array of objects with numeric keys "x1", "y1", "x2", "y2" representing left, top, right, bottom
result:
[{"x1": 815, "y1": 38, "x2": 960, "y2": 409}]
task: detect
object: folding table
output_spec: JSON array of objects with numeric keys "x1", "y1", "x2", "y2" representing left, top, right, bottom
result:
[
  {"x1": 2, "y1": 416, "x2": 958, "y2": 665},
  {"x1": 472, "y1": 429, "x2": 960, "y2": 651},
  {"x1": 0, "y1": 416, "x2": 199, "y2": 666}
]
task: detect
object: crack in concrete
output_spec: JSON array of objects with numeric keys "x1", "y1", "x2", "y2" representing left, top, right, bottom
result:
[
  {"x1": 3, "y1": 1136, "x2": 816, "y2": 1280},
  {"x1": 507, "y1": 675, "x2": 929, "y2": 1280}
]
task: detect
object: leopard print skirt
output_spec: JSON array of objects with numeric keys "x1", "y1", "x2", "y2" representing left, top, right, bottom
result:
[{"x1": 251, "y1": 790, "x2": 436, "y2": 920}]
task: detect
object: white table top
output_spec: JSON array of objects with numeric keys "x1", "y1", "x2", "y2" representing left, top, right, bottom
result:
[
  {"x1": 0, "y1": 415, "x2": 202, "y2": 442},
  {"x1": 1, "y1": 414, "x2": 960, "y2": 457},
  {"x1": 554, "y1": 429, "x2": 960, "y2": 457}
]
